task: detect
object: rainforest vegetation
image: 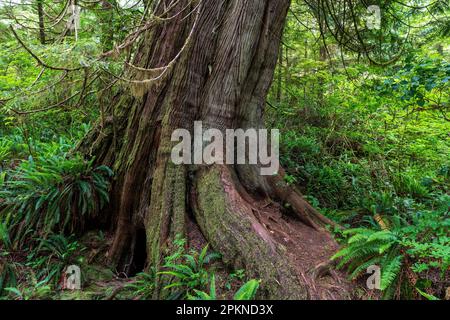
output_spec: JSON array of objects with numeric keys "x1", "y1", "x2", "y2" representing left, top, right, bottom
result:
[{"x1": 0, "y1": 0, "x2": 449, "y2": 301}]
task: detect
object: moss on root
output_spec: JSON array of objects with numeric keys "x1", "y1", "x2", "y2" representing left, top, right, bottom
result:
[{"x1": 193, "y1": 166, "x2": 308, "y2": 299}]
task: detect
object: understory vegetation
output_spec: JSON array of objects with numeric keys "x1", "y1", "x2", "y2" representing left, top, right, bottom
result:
[
  {"x1": 0, "y1": 0, "x2": 449, "y2": 300},
  {"x1": 268, "y1": 4, "x2": 449, "y2": 299}
]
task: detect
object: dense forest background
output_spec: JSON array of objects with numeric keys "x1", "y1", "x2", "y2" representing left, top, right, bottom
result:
[{"x1": 0, "y1": 0, "x2": 449, "y2": 300}]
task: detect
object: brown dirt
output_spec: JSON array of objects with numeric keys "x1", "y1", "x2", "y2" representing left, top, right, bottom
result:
[{"x1": 247, "y1": 199, "x2": 353, "y2": 299}]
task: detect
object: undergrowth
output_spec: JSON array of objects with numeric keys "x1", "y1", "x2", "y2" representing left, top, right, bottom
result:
[{"x1": 0, "y1": 154, "x2": 113, "y2": 247}]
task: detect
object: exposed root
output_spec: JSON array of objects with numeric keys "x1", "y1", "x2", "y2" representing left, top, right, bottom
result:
[
  {"x1": 266, "y1": 169, "x2": 341, "y2": 230},
  {"x1": 191, "y1": 165, "x2": 351, "y2": 300},
  {"x1": 309, "y1": 260, "x2": 339, "y2": 281}
]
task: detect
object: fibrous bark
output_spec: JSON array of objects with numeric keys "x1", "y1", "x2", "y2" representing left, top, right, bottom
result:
[
  {"x1": 80, "y1": 0, "x2": 350, "y2": 299},
  {"x1": 37, "y1": 0, "x2": 46, "y2": 44}
]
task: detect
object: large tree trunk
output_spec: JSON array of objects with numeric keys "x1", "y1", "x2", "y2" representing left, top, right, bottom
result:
[{"x1": 80, "y1": 0, "x2": 350, "y2": 299}]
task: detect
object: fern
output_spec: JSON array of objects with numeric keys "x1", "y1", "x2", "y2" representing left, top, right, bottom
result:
[
  {"x1": 0, "y1": 154, "x2": 113, "y2": 247},
  {"x1": 333, "y1": 204, "x2": 449, "y2": 300},
  {"x1": 380, "y1": 255, "x2": 403, "y2": 291},
  {"x1": 158, "y1": 240, "x2": 222, "y2": 299},
  {"x1": 26, "y1": 234, "x2": 85, "y2": 286},
  {"x1": 188, "y1": 275, "x2": 260, "y2": 301},
  {"x1": 233, "y1": 279, "x2": 260, "y2": 300},
  {"x1": 126, "y1": 268, "x2": 157, "y2": 300},
  {"x1": 333, "y1": 226, "x2": 405, "y2": 298}
]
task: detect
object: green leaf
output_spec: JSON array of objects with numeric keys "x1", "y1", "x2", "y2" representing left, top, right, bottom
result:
[
  {"x1": 416, "y1": 288, "x2": 440, "y2": 301},
  {"x1": 209, "y1": 274, "x2": 216, "y2": 300},
  {"x1": 4, "y1": 287, "x2": 23, "y2": 299},
  {"x1": 233, "y1": 279, "x2": 260, "y2": 300}
]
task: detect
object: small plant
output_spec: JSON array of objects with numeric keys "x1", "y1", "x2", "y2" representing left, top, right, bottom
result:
[
  {"x1": 188, "y1": 275, "x2": 260, "y2": 301},
  {"x1": 26, "y1": 234, "x2": 85, "y2": 286},
  {"x1": 126, "y1": 268, "x2": 157, "y2": 300},
  {"x1": 283, "y1": 174, "x2": 297, "y2": 185},
  {"x1": 187, "y1": 274, "x2": 217, "y2": 300},
  {"x1": 158, "y1": 238, "x2": 221, "y2": 299},
  {"x1": 4, "y1": 278, "x2": 52, "y2": 300},
  {"x1": 233, "y1": 279, "x2": 261, "y2": 300},
  {"x1": 225, "y1": 269, "x2": 245, "y2": 290}
]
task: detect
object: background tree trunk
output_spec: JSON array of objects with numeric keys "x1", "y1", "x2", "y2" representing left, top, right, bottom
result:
[
  {"x1": 80, "y1": 0, "x2": 350, "y2": 299},
  {"x1": 37, "y1": 0, "x2": 46, "y2": 44}
]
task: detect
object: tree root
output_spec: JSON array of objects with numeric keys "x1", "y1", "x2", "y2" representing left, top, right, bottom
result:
[{"x1": 189, "y1": 165, "x2": 351, "y2": 299}]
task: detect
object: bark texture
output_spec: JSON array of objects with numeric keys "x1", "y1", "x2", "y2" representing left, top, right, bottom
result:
[
  {"x1": 37, "y1": 0, "x2": 46, "y2": 44},
  {"x1": 80, "y1": 0, "x2": 350, "y2": 299}
]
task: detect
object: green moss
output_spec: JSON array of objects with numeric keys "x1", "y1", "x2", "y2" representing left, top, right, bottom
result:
[{"x1": 194, "y1": 167, "x2": 308, "y2": 299}]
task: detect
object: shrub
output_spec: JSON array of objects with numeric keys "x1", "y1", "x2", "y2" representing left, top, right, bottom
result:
[{"x1": 0, "y1": 154, "x2": 113, "y2": 246}]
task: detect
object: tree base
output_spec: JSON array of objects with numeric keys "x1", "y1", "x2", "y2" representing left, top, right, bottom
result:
[{"x1": 189, "y1": 165, "x2": 351, "y2": 299}]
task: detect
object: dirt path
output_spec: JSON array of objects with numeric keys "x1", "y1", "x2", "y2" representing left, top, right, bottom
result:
[{"x1": 249, "y1": 200, "x2": 353, "y2": 299}]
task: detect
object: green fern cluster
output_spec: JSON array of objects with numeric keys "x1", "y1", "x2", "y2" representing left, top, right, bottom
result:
[
  {"x1": 334, "y1": 195, "x2": 450, "y2": 299},
  {"x1": 3, "y1": 279, "x2": 52, "y2": 300},
  {"x1": 26, "y1": 234, "x2": 85, "y2": 286},
  {"x1": 333, "y1": 228, "x2": 406, "y2": 299},
  {"x1": 1, "y1": 232, "x2": 84, "y2": 299},
  {"x1": 126, "y1": 268, "x2": 157, "y2": 300},
  {"x1": 0, "y1": 154, "x2": 113, "y2": 247},
  {"x1": 188, "y1": 275, "x2": 260, "y2": 301},
  {"x1": 124, "y1": 237, "x2": 260, "y2": 301},
  {"x1": 158, "y1": 242, "x2": 222, "y2": 300}
]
